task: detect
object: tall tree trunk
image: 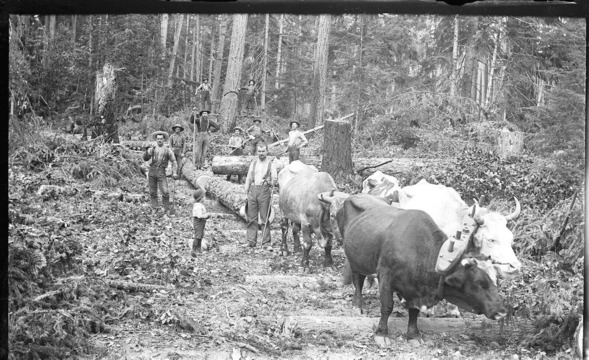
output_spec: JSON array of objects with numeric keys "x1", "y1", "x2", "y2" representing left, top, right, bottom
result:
[
  {"x1": 88, "y1": 15, "x2": 93, "y2": 70},
  {"x1": 261, "y1": 14, "x2": 269, "y2": 109},
  {"x1": 461, "y1": 17, "x2": 478, "y2": 99},
  {"x1": 95, "y1": 63, "x2": 119, "y2": 143},
  {"x1": 275, "y1": 14, "x2": 284, "y2": 90},
  {"x1": 183, "y1": 15, "x2": 190, "y2": 79},
  {"x1": 321, "y1": 119, "x2": 353, "y2": 180},
  {"x1": 167, "y1": 15, "x2": 184, "y2": 87},
  {"x1": 219, "y1": 14, "x2": 248, "y2": 133},
  {"x1": 212, "y1": 15, "x2": 228, "y2": 108},
  {"x1": 160, "y1": 14, "x2": 169, "y2": 54},
  {"x1": 208, "y1": 22, "x2": 215, "y2": 82},
  {"x1": 309, "y1": 14, "x2": 330, "y2": 128},
  {"x1": 190, "y1": 15, "x2": 196, "y2": 81},
  {"x1": 450, "y1": 15, "x2": 459, "y2": 97},
  {"x1": 195, "y1": 15, "x2": 201, "y2": 82},
  {"x1": 485, "y1": 17, "x2": 504, "y2": 109},
  {"x1": 353, "y1": 15, "x2": 363, "y2": 134}
]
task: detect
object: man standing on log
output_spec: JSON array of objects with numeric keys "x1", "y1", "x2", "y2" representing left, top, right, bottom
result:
[
  {"x1": 169, "y1": 124, "x2": 186, "y2": 178},
  {"x1": 189, "y1": 110, "x2": 220, "y2": 169},
  {"x1": 245, "y1": 117, "x2": 270, "y2": 155},
  {"x1": 226, "y1": 126, "x2": 245, "y2": 183},
  {"x1": 285, "y1": 120, "x2": 308, "y2": 163},
  {"x1": 244, "y1": 142, "x2": 277, "y2": 249},
  {"x1": 143, "y1": 131, "x2": 178, "y2": 215},
  {"x1": 195, "y1": 78, "x2": 212, "y2": 111}
]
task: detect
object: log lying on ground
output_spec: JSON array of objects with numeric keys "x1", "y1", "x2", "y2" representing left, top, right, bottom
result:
[
  {"x1": 180, "y1": 156, "x2": 282, "y2": 224},
  {"x1": 354, "y1": 157, "x2": 456, "y2": 177},
  {"x1": 278, "y1": 315, "x2": 470, "y2": 338},
  {"x1": 211, "y1": 155, "x2": 321, "y2": 176}
]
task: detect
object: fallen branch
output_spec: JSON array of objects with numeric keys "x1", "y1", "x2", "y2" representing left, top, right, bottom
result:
[
  {"x1": 355, "y1": 158, "x2": 395, "y2": 173},
  {"x1": 33, "y1": 290, "x2": 65, "y2": 302},
  {"x1": 236, "y1": 341, "x2": 260, "y2": 354},
  {"x1": 105, "y1": 280, "x2": 174, "y2": 292}
]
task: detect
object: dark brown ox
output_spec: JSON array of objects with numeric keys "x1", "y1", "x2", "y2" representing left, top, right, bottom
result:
[
  {"x1": 278, "y1": 161, "x2": 348, "y2": 268},
  {"x1": 342, "y1": 196, "x2": 506, "y2": 339}
]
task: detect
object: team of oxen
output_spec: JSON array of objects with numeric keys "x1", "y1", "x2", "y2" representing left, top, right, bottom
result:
[{"x1": 277, "y1": 162, "x2": 522, "y2": 339}]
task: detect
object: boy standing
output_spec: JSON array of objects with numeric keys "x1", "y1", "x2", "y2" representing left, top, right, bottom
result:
[
  {"x1": 191, "y1": 188, "x2": 210, "y2": 257},
  {"x1": 285, "y1": 120, "x2": 308, "y2": 163},
  {"x1": 196, "y1": 78, "x2": 212, "y2": 110},
  {"x1": 169, "y1": 124, "x2": 186, "y2": 178}
]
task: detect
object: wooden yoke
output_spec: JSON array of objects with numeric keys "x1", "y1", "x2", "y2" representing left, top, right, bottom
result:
[{"x1": 435, "y1": 208, "x2": 480, "y2": 275}]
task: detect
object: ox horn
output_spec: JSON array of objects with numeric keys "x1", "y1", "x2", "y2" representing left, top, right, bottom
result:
[
  {"x1": 505, "y1": 197, "x2": 521, "y2": 222},
  {"x1": 319, "y1": 192, "x2": 333, "y2": 204},
  {"x1": 471, "y1": 200, "x2": 485, "y2": 225},
  {"x1": 330, "y1": 188, "x2": 336, "y2": 197},
  {"x1": 478, "y1": 194, "x2": 486, "y2": 207}
]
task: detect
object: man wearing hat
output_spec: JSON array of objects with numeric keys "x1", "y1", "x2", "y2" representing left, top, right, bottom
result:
[
  {"x1": 244, "y1": 142, "x2": 277, "y2": 249},
  {"x1": 169, "y1": 124, "x2": 186, "y2": 178},
  {"x1": 189, "y1": 110, "x2": 220, "y2": 169},
  {"x1": 226, "y1": 126, "x2": 245, "y2": 183},
  {"x1": 143, "y1": 131, "x2": 178, "y2": 214},
  {"x1": 195, "y1": 78, "x2": 212, "y2": 110},
  {"x1": 285, "y1": 120, "x2": 308, "y2": 163},
  {"x1": 243, "y1": 80, "x2": 257, "y2": 115},
  {"x1": 245, "y1": 117, "x2": 270, "y2": 155}
]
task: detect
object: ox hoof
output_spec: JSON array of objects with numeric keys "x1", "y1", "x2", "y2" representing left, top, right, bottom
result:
[
  {"x1": 374, "y1": 335, "x2": 392, "y2": 348},
  {"x1": 406, "y1": 330, "x2": 421, "y2": 341}
]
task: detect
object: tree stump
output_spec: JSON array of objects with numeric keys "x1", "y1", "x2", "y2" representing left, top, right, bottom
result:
[
  {"x1": 95, "y1": 63, "x2": 120, "y2": 143},
  {"x1": 497, "y1": 130, "x2": 523, "y2": 159},
  {"x1": 321, "y1": 119, "x2": 353, "y2": 180}
]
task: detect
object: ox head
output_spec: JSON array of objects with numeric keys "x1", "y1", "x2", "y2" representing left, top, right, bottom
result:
[
  {"x1": 361, "y1": 171, "x2": 401, "y2": 200},
  {"x1": 443, "y1": 257, "x2": 507, "y2": 321},
  {"x1": 318, "y1": 189, "x2": 350, "y2": 246},
  {"x1": 468, "y1": 197, "x2": 522, "y2": 278}
]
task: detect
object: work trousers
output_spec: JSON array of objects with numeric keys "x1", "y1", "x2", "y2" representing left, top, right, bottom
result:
[
  {"x1": 244, "y1": 94, "x2": 255, "y2": 111},
  {"x1": 173, "y1": 150, "x2": 184, "y2": 177},
  {"x1": 250, "y1": 137, "x2": 262, "y2": 155},
  {"x1": 194, "y1": 132, "x2": 210, "y2": 169},
  {"x1": 148, "y1": 166, "x2": 170, "y2": 211},
  {"x1": 246, "y1": 185, "x2": 272, "y2": 247},
  {"x1": 201, "y1": 91, "x2": 211, "y2": 110},
  {"x1": 288, "y1": 146, "x2": 300, "y2": 163}
]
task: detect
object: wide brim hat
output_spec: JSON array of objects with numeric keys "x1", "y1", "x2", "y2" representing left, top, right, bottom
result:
[
  {"x1": 240, "y1": 203, "x2": 275, "y2": 225},
  {"x1": 151, "y1": 130, "x2": 169, "y2": 141},
  {"x1": 289, "y1": 120, "x2": 300, "y2": 127},
  {"x1": 199, "y1": 110, "x2": 211, "y2": 117},
  {"x1": 193, "y1": 189, "x2": 205, "y2": 201},
  {"x1": 171, "y1": 124, "x2": 184, "y2": 132},
  {"x1": 233, "y1": 126, "x2": 244, "y2": 133}
]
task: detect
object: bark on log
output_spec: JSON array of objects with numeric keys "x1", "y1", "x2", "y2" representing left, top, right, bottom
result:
[
  {"x1": 211, "y1": 155, "x2": 321, "y2": 176},
  {"x1": 278, "y1": 315, "x2": 471, "y2": 337},
  {"x1": 180, "y1": 155, "x2": 282, "y2": 224}
]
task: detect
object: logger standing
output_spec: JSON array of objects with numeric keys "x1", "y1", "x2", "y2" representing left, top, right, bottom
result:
[
  {"x1": 285, "y1": 120, "x2": 308, "y2": 163},
  {"x1": 169, "y1": 124, "x2": 186, "y2": 178},
  {"x1": 226, "y1": 126, "x2": 245, "y2": 183},
  {"x1": 244, "y1": 142, "x2": 277, "y2": 249},
  {"x1": 189, "y1": 110, "x2": 220, "y2": 169},
  {"x1": 143, "y1": 131, "x2": 178, "y2": 215}
]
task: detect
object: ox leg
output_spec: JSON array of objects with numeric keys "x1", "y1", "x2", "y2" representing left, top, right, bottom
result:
[
  {"x1": 292, "y1": 223, "x2": 302, "y2": 253},
  {"x1": 376, "y1": 270, "x2": 394, "y2": 335},
  {"x1": 300, "y1": 226, "x2": 313, "y2": 270},
  {"x1": 322, "y1": 232, "x2": 333, "y2": 267},
  {"x1": 280, "y1": 218, "x2": 290, "y2": 256},
  {"x1": 351, "y1": 273, "x2": 366, "y2": 312},
  {"x1": 406, "y1": 308, "x2": 421, "y2": 340}
]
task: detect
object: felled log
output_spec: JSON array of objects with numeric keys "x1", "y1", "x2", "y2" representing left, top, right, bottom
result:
[
  {"x1": 211, "y1": 155, "x2": 321, "y2": 176},
  {"x1": 181, "y1": 158, "x2": 281, "y2": 224}
]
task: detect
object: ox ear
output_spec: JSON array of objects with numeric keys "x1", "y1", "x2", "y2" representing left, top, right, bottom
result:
[
  {"x1": 444, "y1": 269, "x2": 465, "y2": 289},
  {"x1": 318, "y1": 192, "x2": 333, "y2": 205}
]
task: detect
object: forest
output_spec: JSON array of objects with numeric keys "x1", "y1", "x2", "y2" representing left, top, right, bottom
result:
[{"x1": 6, "y1": 10, "x2": 586, "y2": 360}]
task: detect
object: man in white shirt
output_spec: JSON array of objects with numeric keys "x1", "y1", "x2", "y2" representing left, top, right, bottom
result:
[
  {"x1": 286, "y1": 120, "x2": 308, "y2": 163},
  {"x1": 244, "y1": 143, "x2": 277, "y2": 248}
]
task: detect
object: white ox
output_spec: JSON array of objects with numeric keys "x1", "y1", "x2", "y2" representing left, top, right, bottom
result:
[{"x1": 362, "y1": 177, "x2": 522, "y2": 278}]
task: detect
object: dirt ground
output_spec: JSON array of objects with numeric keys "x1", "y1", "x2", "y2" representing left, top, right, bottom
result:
[{"x1": 79, "y1": 176, "x2": 571, "y2": 360}]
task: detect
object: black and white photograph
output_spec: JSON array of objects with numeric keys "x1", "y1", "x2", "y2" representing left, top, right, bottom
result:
[{"x1": 5, "y1": 1, "x2": 586, "y2": 359}]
